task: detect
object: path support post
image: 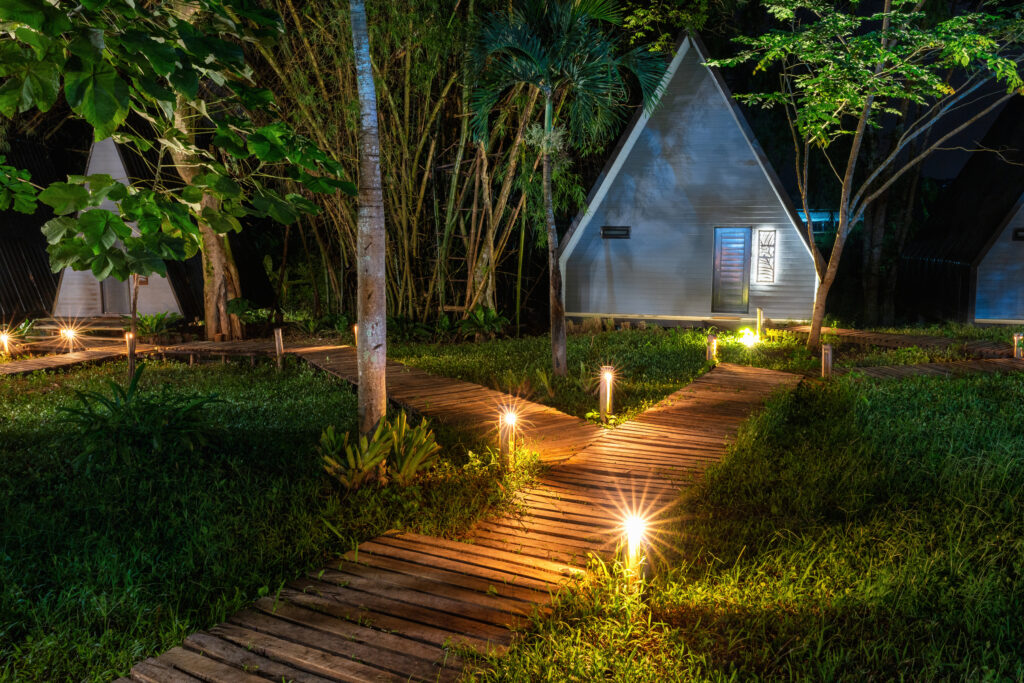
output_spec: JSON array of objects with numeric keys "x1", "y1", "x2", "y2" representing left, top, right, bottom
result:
[
  {"x1": 756, "y1": 308, "x2": 763, "y2": 338},
  {"x1": 274, "y1": 327, "x2": 284, "y2": 371},
  {"x1": 822, "y1": 343, "x2": 833, "y2": 379},
  {"x1": 706, "y1": 334, "x2": 718, "y2": 362},
  {"x1": 1015, "y1": 333, "x2": 1023, "y2": 360}
]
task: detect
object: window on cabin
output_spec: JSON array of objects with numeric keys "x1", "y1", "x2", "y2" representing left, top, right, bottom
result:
[{"x1": 756, "y1": 229, "x2": 776, "y2": 283}]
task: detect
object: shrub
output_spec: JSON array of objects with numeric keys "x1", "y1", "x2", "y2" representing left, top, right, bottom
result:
[
  {"x1": 320, "y1": 422, "x2": 390, "y2": 490},
  {"x1": 388, "y1": 413, "x2": 441, "y2": 486},
  {"x1": 58, "y1": 366, "x2": 221, "y2": 471}
]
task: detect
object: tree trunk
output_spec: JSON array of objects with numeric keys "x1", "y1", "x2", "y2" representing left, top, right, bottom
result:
[
  {"x1": 198, "y1": 198, "x2": 243, "y2": 341},
  {"x1": 350, "y1": 0, "x2": 387, "y2": 435},
  {"x1": 542, "y1": 95, "x2": 567, "y2": 376},
  {"x1": 861, "y1": 197, "x2": 888, "y2": 327},
  {"x1": 129, "y1": 273, "x2": 138, "y2": 379}
]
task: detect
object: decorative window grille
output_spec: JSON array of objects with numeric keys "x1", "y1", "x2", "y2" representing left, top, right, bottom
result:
[{"x1": 756, "y1": 230, "x2": 776, "y2": 283}]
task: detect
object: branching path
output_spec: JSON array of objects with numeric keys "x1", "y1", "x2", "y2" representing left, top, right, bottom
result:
[{"x1": 119, "y1": 348, "x2": 799, "y2": 683}]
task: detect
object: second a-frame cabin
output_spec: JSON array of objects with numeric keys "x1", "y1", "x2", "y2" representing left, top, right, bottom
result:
[{"x1": 559, "y1": 36, "x2": 818, "y2": 324}]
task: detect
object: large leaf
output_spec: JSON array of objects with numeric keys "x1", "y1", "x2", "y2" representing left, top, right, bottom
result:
[
  {"x1": 0, "y1": 0, "x2": 50, "y2": 30},
  {"x1": 41, "y1": 216, "x2": 78, "y2": 244},
  {"x1": 38, "y1": 182, "x2": 90, "y2": 215},
  {"x1": 0, "y1": 43, "x2": 60, "y2": 115},
  {"x1": 64, "y1": 58, "x2": 130, "y2": 139}
]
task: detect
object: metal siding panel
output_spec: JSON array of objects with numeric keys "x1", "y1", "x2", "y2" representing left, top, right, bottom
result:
[
  {"x1": 565, "y1": 41, "x2": 816, "y2": 321},
  {"x1": 975, "y1": 203, "x2": 1024, "y2": 321}
]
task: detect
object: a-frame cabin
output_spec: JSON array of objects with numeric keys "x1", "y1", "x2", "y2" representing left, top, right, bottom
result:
[
  {"x1": 51, "y1": 137, "x2": 184, "y2": 318},
  {"x1": 558, "y1": 35, "x2": 818, "y2": 325}
]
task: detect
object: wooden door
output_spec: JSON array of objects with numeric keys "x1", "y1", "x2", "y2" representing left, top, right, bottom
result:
[{"x1": 712, "y1": 227, "x2": 751, "y2": 313}]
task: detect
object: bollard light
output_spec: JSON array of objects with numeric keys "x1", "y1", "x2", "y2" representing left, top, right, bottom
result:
[
  {"x1": 124, "y1": 332, "x2": 133, "y2": 352},
  {"x1": 623, "y1": 514, "x2": 647, "y2": 569},
  {"x1": 353, "y1": 323, "x2": 359, "y2": 349},
  {"x1": 499, "y1": 409, "x2": 518, "y2": 467},
  {"x1": 739, "y1": 328, "x2": 759, "y2": 348},
  {"x1": 706, "y1": 334, "x2": 718, "y2": 362},
  {"x1": 0, "y1": 332, "x2": 9, "y2": 355},
  {"x1": 60, "y1": 327, "x2": 77, "y2": 352},
  {"x1": 1015, "y1": 333, "x2": 1023, "y2": 360},
  {"x1": 599, "y1": 365, "x2": 614, "y2": 423}
]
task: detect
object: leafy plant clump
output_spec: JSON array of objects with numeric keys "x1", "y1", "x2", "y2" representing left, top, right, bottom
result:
[
  {"x1": 121, "y1": 311, "x2": 184, "y2": 340},
  {"x1": 320, "y1": 412, "x2": 442, "y2": 490},
  {"x1": 58, "y1": 365, "x2": 221, "y2": 470}
]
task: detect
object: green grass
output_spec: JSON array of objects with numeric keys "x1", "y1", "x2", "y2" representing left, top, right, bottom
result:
[
  {"x1": 392, "y1": 328, "x2": 818, "y2": 419},
  {"x1": 0, "y1": 360, "x2": 529, "y2": 682},
  {"x1": 470, "y1": 372, "x2": 1024, "y2": 681}
]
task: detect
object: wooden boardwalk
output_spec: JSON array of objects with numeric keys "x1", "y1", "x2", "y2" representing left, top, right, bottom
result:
[
  {"x1": 0, "y1": 344, "x2": 128, "y2": 376},
  {"x1": 837, "y1": 357, "x2": 1024, "y2": 380},
  {"x1": 122, "y1": 359, "x2": 800, "y2": 682},
  {"x1": 783, "y1": 325, "x2": 1013, "y2": 358}
]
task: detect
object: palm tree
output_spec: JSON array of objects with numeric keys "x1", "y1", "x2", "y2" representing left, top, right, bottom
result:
[
  {"x1": 350, "y1": 0, "x2": 387, "y2": 434},
  {"x1": 472, "y1": 0, "x2": 665, "y2": 376}
]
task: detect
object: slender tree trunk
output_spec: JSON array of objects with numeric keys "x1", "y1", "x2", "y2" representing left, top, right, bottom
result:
[
  {"x1": 350, "y1": 0, "x2": 387, "y2": 435},
  {"x1": 542, "y1": 95, "x2": 567, "y2": 376},
  {"x1": 129, "y1": 273, "x2": 138, "y2": 378}
]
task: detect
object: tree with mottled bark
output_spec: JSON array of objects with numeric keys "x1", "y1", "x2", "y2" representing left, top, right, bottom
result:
[
  {"x1": 472, "y1": 0, "x2": 665, "y2": 376},
  {"x1": 711, "y1": 0, "x2": 1024, "y2": 348},
  {"x1": 349, "y1": 0, "x2": 387, "y2": 434}
]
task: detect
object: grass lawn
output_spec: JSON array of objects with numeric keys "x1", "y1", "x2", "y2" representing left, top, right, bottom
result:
[
  {"x1": 0, "y1": 360, "x2": 527, "y2": 682},
  {"x1": 870, "y1": 321, "x2": 1024, "y2": 343},
  {"x1": 469, "y1": 372, "x2": 1024, "y2": 681}
]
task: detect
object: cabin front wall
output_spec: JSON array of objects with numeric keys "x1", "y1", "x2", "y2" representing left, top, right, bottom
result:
[
  {"x1": 563, "y1": 41, "x2": 817, "y2": 323},
  {"x1": 975, "y1": 201, "x2": 1024, "y2": 324},
  {"x1": 52, "y1": 138, "x2": 182, "y2": 318}
]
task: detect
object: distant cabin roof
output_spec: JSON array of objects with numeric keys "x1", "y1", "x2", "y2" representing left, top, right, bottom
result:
[{"x1": 903, "y1": 96, "x2": 1024, "y2": 267}]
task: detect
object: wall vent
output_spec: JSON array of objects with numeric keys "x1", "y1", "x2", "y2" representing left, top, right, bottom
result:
[{"x1": 601, "y1": 225, "x2": 631, "y2": 239}]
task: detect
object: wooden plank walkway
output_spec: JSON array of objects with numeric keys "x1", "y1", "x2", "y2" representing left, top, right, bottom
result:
[
  {"x1": 299, "y1": 347, "x2": 605, "y2": 463},
  {"x1": 0, "y1": 344, "x2": 128, "y2": 376},
  {"x1": 123, "y1": 358, "x2": 801, "y2": 682},
  {"x1": 782, "y1": 325, "x2": 1013, "y2": 358},
  {"x1": 836, "y1": 357, "x2": 1024, "y2": 380}
]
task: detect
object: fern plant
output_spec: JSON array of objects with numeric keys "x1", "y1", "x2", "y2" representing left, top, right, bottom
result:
[
  {"x1": 459, "y1": 307, "x2": 509, "y2": 340},
  {"x1": 320, "y1": 421, "x2": 392, "y2": 491},
  {"x1": 387, "y1": 413, "x2": 441, "y2": 486},
  {"x1": 58, "y1": 366, "x2": 220, "y2": 471}
]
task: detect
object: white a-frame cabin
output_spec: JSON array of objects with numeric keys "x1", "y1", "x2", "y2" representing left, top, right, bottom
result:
[
  {"x1": 559, "y1": 35, "x2": 818, "y2": 324},
  {"x1": 52, "y1": 137, "x2": 183, "y2": 318}
]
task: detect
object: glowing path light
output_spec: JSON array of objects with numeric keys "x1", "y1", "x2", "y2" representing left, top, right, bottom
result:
[
  {"x1": 0, "y1": 332, "x2": 10, "y2": 355},
  {"x1": 499, "y1": 409, "x2": 519, "y2": 467},
  {"x1": 738, "y1": 328, "x2": 759, "y2": 348},
  {"x1": 60, "y1": 327, "x2": 78, "y2": 352},
  {"x1": 599, "y1": 365, "x2": 614, "y2": 423},
  {"x1": 622, "y1": 513, "x2": 647, "y2": 569}
]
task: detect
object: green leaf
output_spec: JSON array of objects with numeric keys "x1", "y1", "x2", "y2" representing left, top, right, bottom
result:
[
  {"x1": 181, "y1": 185, "x2": 204, "y2": 203},
  {"x1": 41, "y1": 216, "x2": 78, "y2": 244},
  {"x1": 91, "y1": 253, "x2": 114, "y2": 280},
  {"x1": 0, "y1": 43, "x2": 60, "y2": 115},
  {"x1": 286, "y1": 193, "x2": 320, "y2": 216},
  {"x1": 0, "y1": 0, "x2": 49, "y2": 30},
  {"x1": 39, "y1": 182, "x2": 91, "y2": 215},
  {"x1": 64, "y1": 58, "x2": 130, "y2": 139},
  {"x1": 78, "y1": 209, "x2": 127, "y2": 250},
  {"x1": 212, "y1": 124, "x2": 247, "y2": 157},
  {"x1": 201, "y1": 206, "x2": 242, "y2": 233}
]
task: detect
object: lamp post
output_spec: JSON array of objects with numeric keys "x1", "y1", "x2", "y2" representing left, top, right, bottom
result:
[
  {"x1": 499, "y1": 409, "x2": 518, "y2": 469},
  {"x1": 821, "y1": 343, "x2": 833, "y2": 379},
  {"x1": 274, "y1": 327, "x2": 285, "y2": 371},
  {"x1": 125, "y1": 332, "x2": 136, "y2": 377},
  {"x1": 0, "y1": 332, "x2": 9, "y2": 356},
  {"x1": 706, "y1": 334, "x2": 717, "y2": 362},
  {"x1": 1014, "y1": 333, "x2": 1023, "y2": 360},
  {"x1": 599, "y1": 365, "x2": 614, "y2": 423}
]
